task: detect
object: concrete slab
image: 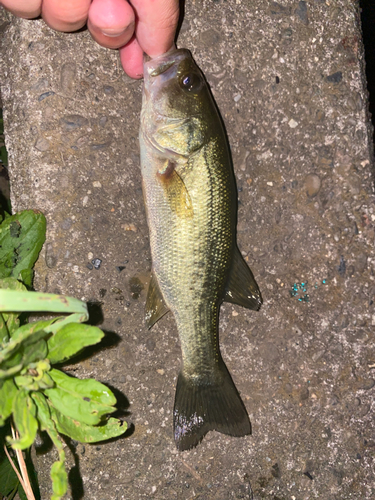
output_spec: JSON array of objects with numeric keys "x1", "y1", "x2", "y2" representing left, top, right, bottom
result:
[{"x1": 1, "y1": 1, "x2": 374, "y2": 498}]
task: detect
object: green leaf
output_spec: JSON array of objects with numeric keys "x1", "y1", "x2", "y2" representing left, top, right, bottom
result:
[
  {"x1": 0, "y1": 312, "x2": 9, "y2": 343},
  {"x1": 50, "y1": 405, "x2": 127, "y2": 443},
  {"x1": 0, "y1": 328, "x2": 51, "y2": 375},
  {"x1": 45, "y1": 369, "x2": 116, "y2": 426},
  {"x1": 0, "y1": 447, "x2": 19, "y2": 497},
  {"x1": 47, "y1": 323, "x2": 104, "y2": 364},
  {"x1": 9, "y1": 391, "x2": 38, "y2": 450},
  {"x1": 0, "y1": 278, "x2": 27, "y2": 337},
  {"x1": 12, "y1": 318, "x2": 57, "y2": 345},
  {"x1": 0, "y1": 210, "x2": 46, "y2": 287},
  {"x1": 0, "y1": 378, "x2": 18, "y2": 426},
  {"x1": 32, "y1": 393, "x2": 67, "y2": 500},
  {"x1": 0, "y1": 289, "x2": 88, "y2": 324},
  {"x1": 50, "y1": 460, "x2": 67, "y2": 500}
]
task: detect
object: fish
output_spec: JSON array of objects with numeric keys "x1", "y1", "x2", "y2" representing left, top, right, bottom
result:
[{"x1": 139, "y1": 48, "x2": 262, "y2": 451}]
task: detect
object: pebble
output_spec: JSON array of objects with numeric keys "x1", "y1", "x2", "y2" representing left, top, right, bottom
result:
[
  {"x1": 45, "y1": 243, "x2": 57, "y2": 268},
  {"x1": 305, "y1": 174, "x2": 321, "y2": 197},
  {"x1": 326, "y1": 71, "x2": 343, "y2": 83},
  {"x1": 360, "y1": 379, "x2": 375, "y2": 390},
  {"x1": 31, "y1": 78, "x2": 49, "y2": 91},
  {"x1": 60, "y1": 62, "x2": 76, "y2": 93},
  {"x1": 295, "y1": 1, "x2": 308, "y2": 25},
  {"x1": 59, "y1": 115, "x2": 89, "y2": 131},
  {"x1": 122, "y1": 223, "x2": 137, "y2": 232},
  {"x1": 92, "y1": 258, "x2": 102, "y2": 269},
  {"x1": 300, "y1": 387, "x2": 309, "y2": 401},
  {"x1": 60, "y1": 218, "x2": 72, "y2": 230},
  {"x1": 338, "y1": 256, "x2": 346, "y2": 277},
  {"x1": 34, "y1": 137, "x2": 50, "y2": 151},
  {"x1": 146, "y1": 339, "x2": 156, "y2": 351},
  {"x1": 103, "y1": 85, "x2": 115, "y2": 95},
  {"x1": 270, "y1": 2, "x2": 292, "y2": 16},
  {"x1": 93, "y1": 181, "x2": 102, "y2": 188},
  {"x1": 288, "y1": 118, "x2": 298, "y2": 128},
  {"x1": 90, "y1": 142, "x2": 111, "y2": 151},
  {"x1": 355, "y1": 254, "x2": 367, "y2": 274},
  {"x1": 38, "y1": 91, "x2": 55, "y2": 102},
  {"x1": 99, "y1": 115, "x2": 107, "y2": 127}
]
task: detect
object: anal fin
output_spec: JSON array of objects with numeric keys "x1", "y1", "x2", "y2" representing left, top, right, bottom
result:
[
  {"x1": 224, "y1": 246, "x2": 262, "y2": 311},
  {"x1": 145, "y1": 270, "x2": 169, "y2": 329}
]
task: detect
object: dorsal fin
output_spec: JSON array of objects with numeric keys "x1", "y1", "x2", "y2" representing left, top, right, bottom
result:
[
  {"x1": 145, "y1": 270, "x2": 169, "y2": 329},
  {"x1": 224, "y1": 246, "x2": 262, "y2": 311}
]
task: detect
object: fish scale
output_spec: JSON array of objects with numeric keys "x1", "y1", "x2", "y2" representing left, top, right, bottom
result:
[{"x1": 140, "y1": 48, "x2": 262, "y2": 450}]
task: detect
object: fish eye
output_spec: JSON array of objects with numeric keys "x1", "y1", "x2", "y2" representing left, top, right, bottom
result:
[{"x1": 179, "y1": 72, "x2": 203, "y2": 93}]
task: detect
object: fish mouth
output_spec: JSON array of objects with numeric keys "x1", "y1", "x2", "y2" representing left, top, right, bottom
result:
[
  {"x1": 144, "y1": 48, "x2": 191, "y2": 79},
  {"x1": 150, "y1": 61, "x2": 175, "y2": 77}
]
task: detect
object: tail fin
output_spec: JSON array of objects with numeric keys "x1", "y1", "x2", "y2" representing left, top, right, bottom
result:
[{"x1": 173, "y1": 358, "x2": 251, "y2": 451}]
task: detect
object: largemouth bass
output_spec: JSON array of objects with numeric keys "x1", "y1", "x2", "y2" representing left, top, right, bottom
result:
[{"x1": 140, "y1": 48, "x2": 262, "y2": 451}]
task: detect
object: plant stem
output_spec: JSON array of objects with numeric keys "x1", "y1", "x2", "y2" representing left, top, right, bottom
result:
[{"x1": 11, "y1": 423, "x2": 36, "y2": 500}]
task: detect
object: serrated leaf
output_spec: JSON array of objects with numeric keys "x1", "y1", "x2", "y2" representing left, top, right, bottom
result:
[
  {"x1": 50, "y1": 405, "x2": 127, "y2": 443},
  {"x1": 0, "y1": 210, "x2": 46, "y2": 287},
  {"x1": 47, "y1": 323, "x2": 104, "y2": 364},
  {"x1": 45, "y1": 369, "x2": 116, "y2": 426},
  {"x1": 0, "y1": 378, "x2": 18, "y2": 425},
  {"x1": 9, "y1": 391, "x2": 38, "y2": 450}
]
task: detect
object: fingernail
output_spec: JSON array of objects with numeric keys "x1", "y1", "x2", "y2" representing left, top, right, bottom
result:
[{"x1": 101, "y1": 24, "x2": 133, "y2": 38}]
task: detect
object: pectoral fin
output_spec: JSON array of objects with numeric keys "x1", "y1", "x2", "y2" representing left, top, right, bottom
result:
[
  {"x1": 224, "y1": 247, "x2": 262, "y2": 311},
  {"x1": 145, "y1": 271, "x2": 169, "y2": 329},
  {"x1": 157, "y1": 161, "x2": 193, "y2": 218}
]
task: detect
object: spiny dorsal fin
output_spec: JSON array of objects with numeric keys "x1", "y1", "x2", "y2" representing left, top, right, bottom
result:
[
  {"x1": 145, "y1": 270, "x2": 169, "y2": 329},
  {"x1": 224, "y1": 246, "x2": 262, "y2": 311},
  {"x1": 157, "y1": 160, "x2": 194, "y2": 218}
]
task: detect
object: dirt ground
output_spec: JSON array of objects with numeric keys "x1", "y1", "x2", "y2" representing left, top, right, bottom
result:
[{"x1": 1, "y1": 1, "x2": 375, "y2": 498}]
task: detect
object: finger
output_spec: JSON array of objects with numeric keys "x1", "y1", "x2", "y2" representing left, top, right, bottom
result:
[
  {"x1": 42, "y1": 0, "x2": 92, "y2": 32},
  {"x1": 87, "y1": 0, "x2": 135, "y2": 50},
  {"x1": 0, "y1": 0, "x2": 41, "y2": 18},
  {"x1": 130, "y1": 0, "x2": 179, "y2": 57},
  {"x1": 119, "y1": 36, "x2": 144, "y2": 79}
]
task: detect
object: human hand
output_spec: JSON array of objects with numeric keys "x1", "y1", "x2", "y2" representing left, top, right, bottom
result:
[{"x1": 0, "y1": 0, "x2": 180, "y2": 79}]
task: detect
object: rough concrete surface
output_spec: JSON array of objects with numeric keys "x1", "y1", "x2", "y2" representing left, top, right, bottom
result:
[{"x1": 1, "y1": 0, "x2": 375, "y2": 498}]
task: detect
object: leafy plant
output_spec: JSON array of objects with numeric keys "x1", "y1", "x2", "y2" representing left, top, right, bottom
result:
[{"x1": 0, "y1": 211, "x2": 127, "y2": 500}]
